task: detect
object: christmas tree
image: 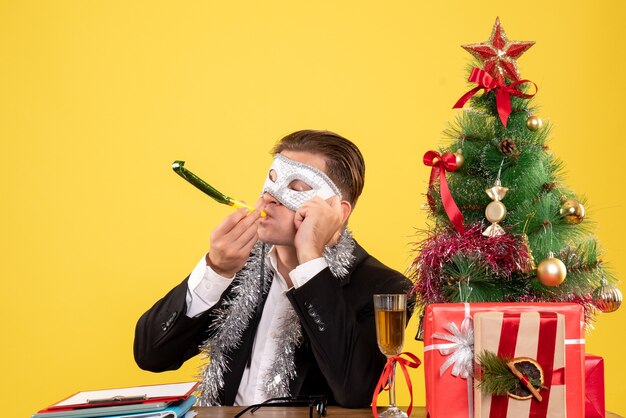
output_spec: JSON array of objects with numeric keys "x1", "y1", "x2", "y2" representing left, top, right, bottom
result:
[{"x1": 410, "y1": 18, "x2": 622, "y2": 330}]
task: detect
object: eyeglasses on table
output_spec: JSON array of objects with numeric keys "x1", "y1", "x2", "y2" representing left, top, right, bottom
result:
[{"x1": 234, "y1": 395, "x2": 328, "y2": 418}]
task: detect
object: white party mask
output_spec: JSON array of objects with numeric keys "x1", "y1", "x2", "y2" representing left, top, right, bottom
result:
[{"x1": 261, "y1": 153, "x2": 342, "y2": 211}]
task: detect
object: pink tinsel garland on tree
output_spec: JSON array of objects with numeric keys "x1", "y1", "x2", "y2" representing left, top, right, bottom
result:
[{"x1": 409, "y1": 223, "x2": 534, "y2": 304}]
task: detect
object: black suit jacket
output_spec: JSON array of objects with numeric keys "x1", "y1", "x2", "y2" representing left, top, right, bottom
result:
[{"x1": 134, "y1": 242, "x2": 412, "y2": 407}]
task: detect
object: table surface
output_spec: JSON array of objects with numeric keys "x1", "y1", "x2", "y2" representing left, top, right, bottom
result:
[{"x1": 192, "y1": 406, "x2": 623, "y2": 417}]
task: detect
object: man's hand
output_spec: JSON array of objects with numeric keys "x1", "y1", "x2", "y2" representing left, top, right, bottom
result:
[
  {"x1": 206, "y1": 205, "x2": 263, "y2": 277},
  {"x1": 293, "y1": 195, "x2": 344, "y2": 264}
]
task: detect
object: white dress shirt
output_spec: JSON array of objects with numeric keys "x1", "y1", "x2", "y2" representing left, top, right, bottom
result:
[{"x1": 185, "y1": 247, "x2": 328, "y2": 405}]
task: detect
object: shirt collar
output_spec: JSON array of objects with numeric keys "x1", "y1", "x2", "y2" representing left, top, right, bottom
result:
[{"x1": 267, "y1": 245, "x2": 290, "y2": 291}]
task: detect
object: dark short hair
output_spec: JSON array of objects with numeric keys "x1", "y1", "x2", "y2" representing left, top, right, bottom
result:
[{"x1": 271, "y1": 130, "x2": 365, "y2": 206}]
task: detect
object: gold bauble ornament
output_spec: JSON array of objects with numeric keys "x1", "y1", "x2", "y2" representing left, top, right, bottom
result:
[
  {"x1": 593, "y1": 278, "x2": 622, "y2": 313},
  {"x1": 454, "y1": 150, "x2": 464, "y2": 169},
  {"x1": 526, "y1": 115, "x2": 543, "y2": 131},
  {"x1": 485, "y1": 201, "x2": 507, "y2": 223},
  {"x1": 559, "y1": 198, "x2": 585, "y2": 224},
  {"x1": 537, "y1": 253, "x2": 567, "y2": 286}
]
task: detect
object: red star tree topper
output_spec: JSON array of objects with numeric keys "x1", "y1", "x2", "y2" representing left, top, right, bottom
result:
[{"x1": 462, "y1": 17, "x2": 534, "y2": 81}]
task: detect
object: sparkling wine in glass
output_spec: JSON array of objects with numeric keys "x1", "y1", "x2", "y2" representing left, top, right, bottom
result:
[{"x1": 373, "y1": 294, "x2": 407, "y2": 418}]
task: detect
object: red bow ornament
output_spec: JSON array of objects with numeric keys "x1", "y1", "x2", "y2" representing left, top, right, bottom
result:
[
  {"x1": 453, "y1": 67, "x2": 537, "y2": 127},
  {"x1": 423, "y1": 151, "x2": 465, "y2": 234}
]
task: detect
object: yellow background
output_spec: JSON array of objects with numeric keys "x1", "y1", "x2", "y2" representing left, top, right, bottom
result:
[{"x1": 2, "y1": 1, "x2": 625, "y2": 416}]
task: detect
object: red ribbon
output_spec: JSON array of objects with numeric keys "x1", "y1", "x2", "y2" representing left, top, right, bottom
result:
[
  {"x1": 489, "y1": 312, "x2": 521, "y2": 418},
  {"x1": 453, "y1": 67, "x2": 538, "y2": 127},
  {"x1": 551, "y1": 367, "x2": 565, "y2": 385},
  {"x1": 513, "y1": 367, "x2": 565, "y2": 388},
  {"x1": 517, "y1": 371, "x2": 565, "y2": 393},
  {"x1": 423, "y1": 151, "x2": 465, "y2": 234},
  {"x1": 530, "y1": 312, "x2": 558, "y2": 418},
  {"x1": 489, "y1": 312, "x2": 562, "y2": 418},
  {"x1": 372, "y1": 352, "x2": 421, "y2": 418}
]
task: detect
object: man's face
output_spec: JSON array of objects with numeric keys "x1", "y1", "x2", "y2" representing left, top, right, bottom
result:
[{"x1": 257, "y1": 150, "x2": 338, "y2": 246}]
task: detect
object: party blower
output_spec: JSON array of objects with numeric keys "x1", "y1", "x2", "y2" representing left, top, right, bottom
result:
[{"x1": 172, "y1": 161, "x2": 266, "y2": 216}]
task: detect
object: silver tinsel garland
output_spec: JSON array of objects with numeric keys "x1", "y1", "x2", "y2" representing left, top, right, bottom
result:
[
  {"x1": 262, "y1": 305, "x2": 303, "y2": 398},
  {"x1": 196, "y1": 230, "x2": 356, "y2": 406},
  {"x1": 324, "y1": 229, "x2": 356, "y2": 280},
  {"x1": 196, "y1": 242, "x2": 272, "y2": 406}
]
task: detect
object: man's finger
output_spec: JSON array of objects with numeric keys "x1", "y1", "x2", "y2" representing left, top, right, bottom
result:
[
  {"x1": 214, "y1": 208, "x2": 250, "y2": 236},
  {"x1": 328, "y1": 195, "x2": 341, "y2": 210},
  {"x1": 240, "y1": 230, "x2": 259, "y2": 254},
  {"x1": 228, "y1": 207, "x2": 262, "y2": 239},
  {"x1": 234, "y1": 219, "x2": 261, "y2": 250}
]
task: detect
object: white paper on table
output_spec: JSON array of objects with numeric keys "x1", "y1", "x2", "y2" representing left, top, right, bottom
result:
[{"x1": 54, "y1": 382, "x2": 198, "y2": 407}]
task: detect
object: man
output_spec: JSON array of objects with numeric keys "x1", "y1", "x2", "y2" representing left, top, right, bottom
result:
[{"x1": 134, "y1": 130, "x2": 412, "y2": 408}]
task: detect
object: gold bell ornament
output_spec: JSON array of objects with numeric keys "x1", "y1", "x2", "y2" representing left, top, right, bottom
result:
[
  {"x1": 593, "y1": 278, "x2": 622, "y2": 313},
  {"x1": 536, "y1": 252, "x2": 567, "y2": 287},
  {"x1": 559, "y1": 198, "x2": 585, "y2": 224}
]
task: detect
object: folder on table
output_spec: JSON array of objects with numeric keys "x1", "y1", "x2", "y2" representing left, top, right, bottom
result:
[
  {"x1": 33, "y1": 382, "x2": 198, "y2": 418},
  {"x1": 88, "y1": 396, "x2": 197, "y2": 418}
]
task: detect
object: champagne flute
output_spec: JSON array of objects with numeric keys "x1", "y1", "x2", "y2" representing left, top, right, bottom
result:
[{"x1": 373, "y1": 294, "x2": 407, "y2": 418}]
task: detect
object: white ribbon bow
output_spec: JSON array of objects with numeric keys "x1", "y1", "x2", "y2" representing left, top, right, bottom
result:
[{"x1": 431, "y1": 317, "x2": 474, "y2": 379}]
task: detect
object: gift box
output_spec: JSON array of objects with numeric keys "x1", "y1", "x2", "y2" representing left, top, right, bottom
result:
[
  {"x1": 585, "y1": 354, "x2": 605, "y2": 418},
  {"x1": 423, "y1": 303, "x2": 585, "y2": 418},
  {"x1": 473, "y1": 311, "x2": 566, "y2": 418}
]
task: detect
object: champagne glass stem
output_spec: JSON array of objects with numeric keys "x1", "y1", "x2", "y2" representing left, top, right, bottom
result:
[{"x1": 388, "y1": 359, "x2": 397, "y2": 409}]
